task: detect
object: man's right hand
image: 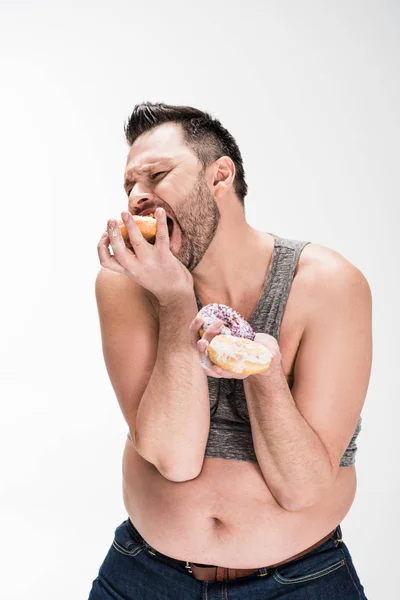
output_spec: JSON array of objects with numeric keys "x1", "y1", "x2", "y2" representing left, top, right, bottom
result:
[
  {"x1": 188, "y1": 316, "x2": 252, "y2": 380},
  {"x1": 97, "y1": 207, "x2": 194, "y2": 306}
]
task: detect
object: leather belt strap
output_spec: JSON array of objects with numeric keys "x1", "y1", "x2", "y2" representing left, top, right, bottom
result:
[{"x1": 189, "y1": 528, "x2": 336, "y2": 582}]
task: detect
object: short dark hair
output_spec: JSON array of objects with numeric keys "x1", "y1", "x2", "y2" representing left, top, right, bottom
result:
[{"x1": 124, "y1": 102, "x2": 248, "y2": 206}]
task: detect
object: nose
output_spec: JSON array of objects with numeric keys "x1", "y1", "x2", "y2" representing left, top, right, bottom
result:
[{"x1": 128, "y1": 188, "x2": 155, "y2": 214}]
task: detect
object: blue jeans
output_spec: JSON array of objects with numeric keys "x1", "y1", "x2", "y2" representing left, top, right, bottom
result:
[{"x1": 88, "y1": 517, "x2": 367, "y2": 599}]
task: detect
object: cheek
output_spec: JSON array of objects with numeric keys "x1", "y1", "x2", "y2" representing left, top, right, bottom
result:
[
  {"x1": 158, "y1": 178, "x2": 182, "y2": 200},
  {"x1": 165, "y1": 171, "x2": 193, "y2": 195}
]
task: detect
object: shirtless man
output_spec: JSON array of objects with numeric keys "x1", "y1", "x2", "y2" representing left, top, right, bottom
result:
[{"x1": 89, "y1": 102, "x2": 371, "y2": 599}]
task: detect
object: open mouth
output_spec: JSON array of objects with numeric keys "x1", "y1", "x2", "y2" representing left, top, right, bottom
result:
[{"x1": 166, "y1": 217, "x2": 174, "y2": 238}]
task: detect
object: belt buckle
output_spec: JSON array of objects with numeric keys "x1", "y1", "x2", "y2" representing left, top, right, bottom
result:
[{"x1": 185, "y1": 561, "x2": 193, "y2": 574}]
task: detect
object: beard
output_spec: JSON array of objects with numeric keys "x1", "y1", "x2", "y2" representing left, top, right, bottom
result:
[{"x1": 173, "y1": 170, "x2": 220, "y2": 272}]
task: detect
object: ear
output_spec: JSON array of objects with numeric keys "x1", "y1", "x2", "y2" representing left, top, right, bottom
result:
[{"x1": 211, "y1": 156, "x2": 235, "y2": 199}]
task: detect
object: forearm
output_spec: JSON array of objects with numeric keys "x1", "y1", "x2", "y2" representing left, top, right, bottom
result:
[
  {"x1": 244, "y1": 366, "x2": 335, "y2": 510},
  {"x1": 135, "y1": 292, "x2": 209, "y2": 481}
]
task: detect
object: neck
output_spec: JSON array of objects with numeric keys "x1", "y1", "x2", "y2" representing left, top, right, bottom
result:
[{"x1": 192, "y1": 210, "x2": 273, "y2": 307}]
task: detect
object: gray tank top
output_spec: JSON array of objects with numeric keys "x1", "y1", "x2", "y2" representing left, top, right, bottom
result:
[
  {"x1": 127, "y1": 232, "x2": 361, "y2": 467},
  {"x1": 193, "y1": 232, "x2": 361, "y2": 467}
]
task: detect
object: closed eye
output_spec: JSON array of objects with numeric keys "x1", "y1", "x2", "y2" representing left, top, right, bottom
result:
[
  {"x1": 151, "y1": 171, "x2": 167, "y2": 180},
  {"x1": 125, "y1": 171, "x2": 167, "y2": 195}
]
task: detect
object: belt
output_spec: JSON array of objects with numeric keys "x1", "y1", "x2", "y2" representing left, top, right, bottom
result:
[{"x1": 185, "y1": 528, "x2": 337, "y2": 582}]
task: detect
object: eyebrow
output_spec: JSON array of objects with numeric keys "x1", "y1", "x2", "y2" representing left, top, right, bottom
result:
[{"x1": 123, "y1": 159, "x2": 172, "y2": 189}]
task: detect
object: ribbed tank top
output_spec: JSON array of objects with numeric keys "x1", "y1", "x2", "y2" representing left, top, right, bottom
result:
[
  {"x1": 193, "y1": 232, "x2": 361, "y2": 467},
  {"x1": 127, "y1": 232, "x2": 361, "y2": 467}
]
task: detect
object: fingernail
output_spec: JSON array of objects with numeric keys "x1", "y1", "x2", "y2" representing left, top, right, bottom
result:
[
  {"x1": 122, "y1": 212, "x2": 129, "y2": 223},
  {"x1": 108, "y1": 221, "x2": 118, "y2": 237}
]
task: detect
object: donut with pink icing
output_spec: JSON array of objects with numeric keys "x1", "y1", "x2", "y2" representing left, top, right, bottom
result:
[
  {"x1": 197, "y1": 303, "x2": 272, "y2": 375},
  {"x1": 198, "y1": 303, "x2": 255, "y2": 340}
]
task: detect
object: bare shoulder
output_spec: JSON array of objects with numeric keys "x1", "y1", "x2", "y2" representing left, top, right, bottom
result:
[
  {"x1": 95, "y1": 267, "x2": 159, "y2": 320},
  {"x1": 296, "y1": 242, "x2": 372, "y2": 315}
]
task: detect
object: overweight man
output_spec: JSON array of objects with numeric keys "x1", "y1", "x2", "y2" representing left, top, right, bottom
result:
[{"x1": 88, "y1": 102, "x2": 371, "y2": 599}]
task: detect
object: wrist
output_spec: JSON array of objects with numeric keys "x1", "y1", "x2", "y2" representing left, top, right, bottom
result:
[
  {"x1": 158, "y1": 287, "x2": 196, "y2": 310},
  {"x1": 249, "y1": 357, "x2": 284, "y2": 383}
]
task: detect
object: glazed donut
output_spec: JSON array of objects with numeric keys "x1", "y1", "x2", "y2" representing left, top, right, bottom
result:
[
  {"x1": 197, "y1": 303, "x2": 272, "y2": 375},
  {"x1": 118, "y1": 214, "x2": 157, "y2": 248},
  {"x1": 208, "y1": 334, "x2": 273, "y2": 375}
]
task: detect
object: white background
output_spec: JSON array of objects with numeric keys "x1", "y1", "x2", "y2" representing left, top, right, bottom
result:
[{"x1": 1, "y1": 0, "x2": 399, "y2": 598}]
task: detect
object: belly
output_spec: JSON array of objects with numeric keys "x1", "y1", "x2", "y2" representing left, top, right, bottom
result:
[{"x1": 122, "y1": 440, "x2": 357, "y2": 569}]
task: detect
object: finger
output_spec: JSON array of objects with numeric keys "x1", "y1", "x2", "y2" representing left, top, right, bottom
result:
[
  {"x1": 198, "y1": 338, "x2": 208, "y2": 353},
  {"x1": 197, "y1": 339, "x2": 225, "y2": 377},
  {"x1": 203, "y1": 367, "x2": 224, "y2": 378},
  {"x1": 188, "y1": 316, "x2": 204, "y2": 349},
  {"x1": 97, "y1": 230, "x2": 126, "y2": 274},
  {"x1": 200, "y1": 361, "x2": 224, "y2": 378},
  {"x1": 109, "y1": 218, "x2": 143, "y2": 275},
  {"x1": 120, "y1": 212, "x2": 149, "y2": 260},
  {"x1": 154, "y1": 207, "x2": 170, "y2": 248},
  {"x1": 201, "y1": 320, "x2": 224, "y2": 343},
  {"x1": 198, "y1": 339, "x2": 213, "y2": 368}
]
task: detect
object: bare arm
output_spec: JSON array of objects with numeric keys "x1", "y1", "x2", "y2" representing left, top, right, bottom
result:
[
  {"x1": 135, "y1": 292, "x2": 210, "y2": 482},
  {"x1": 95, "y1": 267, "x2": 159, "y2": 445},
  {"x1": 244, "y1": 248, "x2": 372, "y2": 511},
  {"x1": 95, "y1": 267, "x2": 210, "y2": 483}
]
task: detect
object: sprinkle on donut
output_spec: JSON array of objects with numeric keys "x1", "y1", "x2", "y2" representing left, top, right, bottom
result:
[{"x1": 198, "y1": 303, "x2": 255, "y2": 341}]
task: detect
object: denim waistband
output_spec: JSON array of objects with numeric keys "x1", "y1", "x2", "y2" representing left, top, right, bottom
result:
[{"x1": 126, "y1": 517, "x2": 342, "y2": 571}]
